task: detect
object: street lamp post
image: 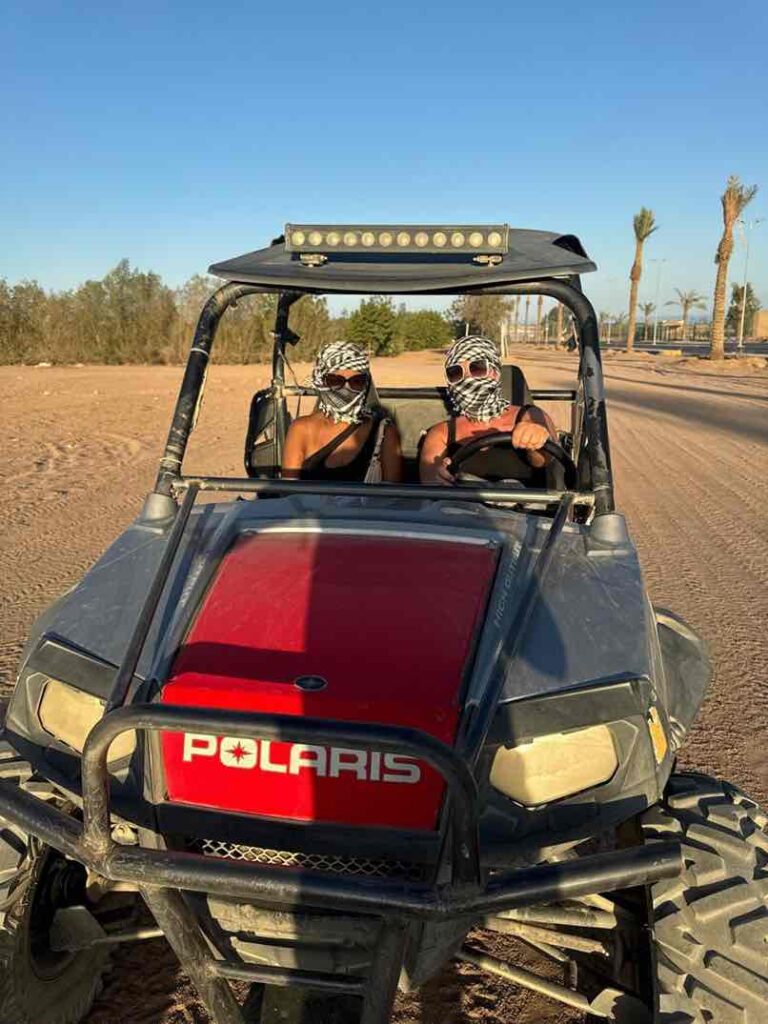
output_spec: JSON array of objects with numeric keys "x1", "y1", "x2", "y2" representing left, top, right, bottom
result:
[
  {"x1": 737, "y1": 218, "x2": 763, "y2": 352},
  {"x1": 650, "y1": 259, "x2": 667, "y2": 346}
]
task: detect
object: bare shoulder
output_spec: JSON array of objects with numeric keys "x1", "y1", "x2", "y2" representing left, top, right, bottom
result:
[
  {"x1": 284, "y1": 412, "x2": 323, "y2": 461},
  {"x1": 423, "y1": 419, "x2": 449, "y2": 444},
  {"x1": 287, "y1": 412, "x2": 324, "y2": 444},
  {"x1": 289, "y1": 411, "x2": 321, "y2": 430}
]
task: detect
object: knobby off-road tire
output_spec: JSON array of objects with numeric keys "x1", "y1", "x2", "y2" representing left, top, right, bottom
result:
[
  {"x1": 642, "y1": 772, "x2": 768, "y2": 1023},
  {"x1": 0, "y1": 744, "x2": 111, "y2": 1024}
]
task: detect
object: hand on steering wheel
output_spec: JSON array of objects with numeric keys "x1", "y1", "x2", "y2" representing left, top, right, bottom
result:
[
  {"x1": 510, "y1": 420, "x2": 550, "y2": 452},
  {"x1": 446, "y1": 431, "x2": 577, "y2": 489}
]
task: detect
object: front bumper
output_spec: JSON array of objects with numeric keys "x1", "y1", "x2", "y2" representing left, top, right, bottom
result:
[{"x1": 0, "y1": 703, "x2": 681, "y2": 920}]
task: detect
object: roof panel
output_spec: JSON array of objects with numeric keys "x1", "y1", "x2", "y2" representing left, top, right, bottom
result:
[{"x1": 208, "y1": 229, "x2": 596, "y2": 294}]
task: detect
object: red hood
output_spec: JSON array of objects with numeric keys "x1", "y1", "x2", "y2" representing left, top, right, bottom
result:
[{"x1": 161, "y1": 531, "x2": 497, "y2": 829}]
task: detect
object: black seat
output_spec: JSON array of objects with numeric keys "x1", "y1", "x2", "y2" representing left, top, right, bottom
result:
[
  {"x1": 501, "y1": 364, "x2": 533, "y2": 407},
  {"x1": 244, "y1": 388, "x2": 290, "y2": 478}
]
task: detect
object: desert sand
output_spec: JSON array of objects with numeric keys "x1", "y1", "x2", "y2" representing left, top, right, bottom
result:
[{"x1": 1, "y1": 347, "x2": 766, "y2": 1023}]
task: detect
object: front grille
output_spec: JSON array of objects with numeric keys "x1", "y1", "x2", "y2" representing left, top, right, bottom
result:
[{"x1": 187, "y1": 838, "x2": 424, "y2": 881}]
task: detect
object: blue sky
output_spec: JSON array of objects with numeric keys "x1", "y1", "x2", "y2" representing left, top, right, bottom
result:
[{"x1": 2, "y1": 0, "x2": 766, "y2": 317}]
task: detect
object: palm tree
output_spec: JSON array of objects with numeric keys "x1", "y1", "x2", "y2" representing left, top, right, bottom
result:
[
  {"x1": 536, "y1": 294, "x2": 543, "y2": 340},
  {"x1": 711, "y1": 175, "x2": 758, "y2": 359},
  {"x1": 555, "y1": 302, "x2": 564, "y2": 349},
  {"x1": 626, "y1": 208, "x2": 658, "y2": 352},
  {"x1": 640, "y1": 301, "x2": 655, "y2": 341},
  {"x1": 665, "y1": 289, "x2": 707, "y2": 339},
  {"x1": 614, "y1": 312, "x2": 628, "y2": 345}
]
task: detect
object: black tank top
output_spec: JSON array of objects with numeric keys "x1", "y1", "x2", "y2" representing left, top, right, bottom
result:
[
  {"x1": 444, "y1": 407, "x2": 546, "y2": 485},
  {"x1": 300, "y1": 417, "x2": 381, "y2": 481}
]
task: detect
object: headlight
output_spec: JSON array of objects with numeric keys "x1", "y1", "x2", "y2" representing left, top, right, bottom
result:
[
  {"x1": 37, "y1": 677, "x2": 135, "y2": 761},
  {"x1": 490, "y1": 724, "x2": 618, "y2": 807}
]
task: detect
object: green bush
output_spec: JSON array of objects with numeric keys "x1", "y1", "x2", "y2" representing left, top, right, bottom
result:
[{"x1": 0, "y1": 264, "x2": 452, "y2": 365}]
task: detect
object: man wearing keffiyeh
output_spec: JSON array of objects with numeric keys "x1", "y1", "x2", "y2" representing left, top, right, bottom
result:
[{"x1": 419, "y1": 335, "x2": 556, "y2": 486}]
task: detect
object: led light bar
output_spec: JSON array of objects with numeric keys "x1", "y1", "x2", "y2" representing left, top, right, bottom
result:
[{"x1": 284, "y1": 224, "x2": 509, "y2": 256}]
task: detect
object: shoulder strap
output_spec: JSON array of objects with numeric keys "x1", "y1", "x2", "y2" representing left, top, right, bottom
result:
[
  {"x1": 304, "y1": 419, "x2": 361, "y2": 469},
  {"x1": 447, "y1": 417, "x2": 457, "y2": 447},
  {"x1": 514, "y1": 404, "x2": 534, "y2": 426}
]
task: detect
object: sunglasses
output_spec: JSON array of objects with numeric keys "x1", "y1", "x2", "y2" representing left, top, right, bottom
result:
[
  {"x1": 445, "y1": 359, "x2": 491, "y2": 385},
  {"x1": 322, "y1": 371, "x2": 369, "y2": 393}
]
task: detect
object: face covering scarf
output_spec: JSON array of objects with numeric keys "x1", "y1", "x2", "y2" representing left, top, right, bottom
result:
[
  {"x1": 312, "y1": 341, "x2": 371, "y2": 423},
  {"x1": 444, "y1": 335, "x2": 508, "y2": 422}
]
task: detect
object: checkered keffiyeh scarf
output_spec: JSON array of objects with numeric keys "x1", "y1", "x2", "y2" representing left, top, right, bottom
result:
[
  {"x1": 311, "y1": 342, "x2": 371, "y2": 423},
  {"x1": 444, "y1": 335, "x2": 508, "y2": 422}
]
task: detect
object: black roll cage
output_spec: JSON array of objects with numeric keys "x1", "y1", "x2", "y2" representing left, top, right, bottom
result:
[{"x1": 150, "y1": 278, "x2": 614, "y2": 516}]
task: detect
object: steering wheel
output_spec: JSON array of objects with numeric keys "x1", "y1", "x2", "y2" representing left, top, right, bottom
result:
[{"x1": 447, "y1": 432, "x2": 578, "y2": 489}]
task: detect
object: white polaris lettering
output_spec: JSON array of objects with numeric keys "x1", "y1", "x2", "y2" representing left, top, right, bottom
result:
[
  {"x1": 289, "y1": 745, "x2": 327, "y2": 777},
  {"x1": 329, "y1": 748, "x2": 367, "y2": 780},
  {"x1": 183, "y1": 733, "x2": 217, "y2": 762},
  {"x1": 219, "y1": 736, "x2": 258, "y2": 768},
  {"x1": 179, "y1": 734, "x2": 421, "y2": 784},
  {"x1": 382, "y1": 754, "x2": 421, "y2": 784},
  {"x1": 259, "y1": 740, "x2": 288, "y2": 774}
]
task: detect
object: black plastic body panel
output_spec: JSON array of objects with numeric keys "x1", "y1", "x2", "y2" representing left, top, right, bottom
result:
[{"x1": 654, "y1": 606, "x2": 712, "y2": 750}]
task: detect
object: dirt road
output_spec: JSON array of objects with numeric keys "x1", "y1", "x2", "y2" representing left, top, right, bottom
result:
[{"x1": 1, "y1": 349, "x2": 766, "y2": 1023}]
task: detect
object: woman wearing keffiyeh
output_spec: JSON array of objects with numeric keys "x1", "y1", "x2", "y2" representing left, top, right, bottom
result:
[
  {"x1": 419, "y1": 335, "x2": 556, "y2": 485},
  {"x1": 282, "y1": 342, "x2": 403, "y2": 482}
]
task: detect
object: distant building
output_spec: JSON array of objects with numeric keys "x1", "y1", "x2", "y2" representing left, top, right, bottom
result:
[
  {"x1": 752, "y1": 309, "x2": 768, "y2": 339},
  {"x1": 659, "y1": 319, "x2": 684, "y2": 341},
  {"x1": 658, "y1": 319, "x2": 709, "y2": 342}
]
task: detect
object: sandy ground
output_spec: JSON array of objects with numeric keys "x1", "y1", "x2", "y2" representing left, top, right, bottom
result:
[{"x1": 1, "y1": 347, "x2": 766, "y2": 1023}]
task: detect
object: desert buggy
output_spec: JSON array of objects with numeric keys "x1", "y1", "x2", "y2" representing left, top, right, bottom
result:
[{"x1": 1, "y1": 224, "x2": 766, "y2": 1024}]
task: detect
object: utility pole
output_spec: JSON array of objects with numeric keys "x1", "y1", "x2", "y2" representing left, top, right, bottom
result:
[
  {"x1": 650, "y1": 258, "x2": 667, "y2": 345},
  {"x1": 737, "y1": 218, "x2": 763, "y2": 352},
  {"x1": 524, "y1": 295, "x2": 531, "y2": 343}
]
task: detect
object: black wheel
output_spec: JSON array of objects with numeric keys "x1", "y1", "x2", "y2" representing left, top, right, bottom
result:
[
  {"x1": 0, "y1": 746, "x2": 112, "y2": 1024},
  {"x1": 642, "y1": 773, "x2": 768, "y2": 1023}
]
